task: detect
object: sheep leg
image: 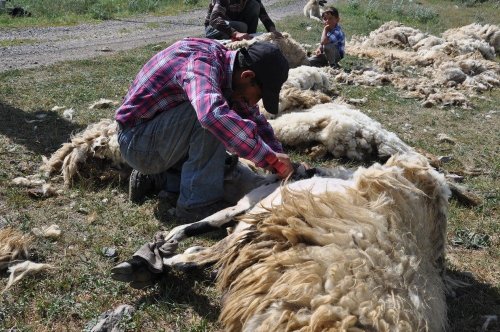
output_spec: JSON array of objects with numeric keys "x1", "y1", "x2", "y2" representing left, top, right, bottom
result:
[{"x1": 164, "y1": 181, "x2": 281, "y2": 242}]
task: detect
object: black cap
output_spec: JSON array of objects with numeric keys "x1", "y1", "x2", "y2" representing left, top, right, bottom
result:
[{"x1": 239, "y1": 42, "x2": 289, "y2": 114}]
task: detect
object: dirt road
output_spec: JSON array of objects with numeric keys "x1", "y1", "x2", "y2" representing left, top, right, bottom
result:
[{"x1": 0, "y1": 0, "x2": 304, "y2": 72}]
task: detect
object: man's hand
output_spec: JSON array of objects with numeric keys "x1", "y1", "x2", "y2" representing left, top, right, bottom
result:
[
  {"x1": 270, "y1": 28, "x2": 284, "y2": 39},
  {"x1": 232, "y1": 31, "x2": 252, "y2": 41},
  {"x1": 265, "y1": 153, "x2": 293, "y2": 179}
]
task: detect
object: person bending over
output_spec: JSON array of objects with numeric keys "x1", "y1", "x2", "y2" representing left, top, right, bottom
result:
[
  {"x1": 204, "y1": 0, "x2": 283, "y2": 41},
  {"x1": 115, "y1": 38, "x2": 293, "y2": 222}
]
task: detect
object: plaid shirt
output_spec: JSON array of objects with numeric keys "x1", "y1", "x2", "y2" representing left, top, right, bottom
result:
[
  {"x1": 327, "y1": 24, "x2": 345, "y2": 58},
  {"x1": 204, "y1": 0, "x2": 275, "y2": 37},
  {"x1": 115, "y1": 38, "x2": 283, "y2": 168}
]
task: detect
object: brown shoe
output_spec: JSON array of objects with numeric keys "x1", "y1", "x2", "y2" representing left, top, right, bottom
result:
[{"x1": 175, "y1": 200, "x2": 231, "y2": 223}]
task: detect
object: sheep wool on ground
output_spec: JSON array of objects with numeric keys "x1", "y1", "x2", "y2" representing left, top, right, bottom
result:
[
  {"x1": 347, "y1": 21, "x2": 500, "y2": 107},
  {"x1": 40, "y1": 119, "x2": 125, "y2": 187}
]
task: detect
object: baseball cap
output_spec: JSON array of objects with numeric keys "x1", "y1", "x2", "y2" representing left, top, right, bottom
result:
[{"x1": 239, "y1": 42, "x2": 289, "y2": 114}]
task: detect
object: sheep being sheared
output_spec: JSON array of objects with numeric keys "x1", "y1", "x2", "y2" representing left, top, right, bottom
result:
[
  {"x1": 225, "y1": 32, "x2": 309, "y2": 68},
  {"x1": 269, "y1": 102, "x2": 413, "y2": 160},
  {"x1": 122, "y1": 153, "x2": 450, "y2": 331}
]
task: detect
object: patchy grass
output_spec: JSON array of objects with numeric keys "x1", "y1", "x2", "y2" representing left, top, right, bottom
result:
[
  {"x1": 1, "y1": 1, "x2": 499, "y2": 331},
  {"x1": 0, "y1": 38, "x2": 39, "y2": 46},
  {"x1": 0, "y1": 0, "x2": 210, "y2": 27}
]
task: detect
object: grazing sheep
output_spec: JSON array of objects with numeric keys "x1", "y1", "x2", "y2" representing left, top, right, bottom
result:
[
  {"x1": 269, "y1": 102, "x2": 413, "y2": 160},
  {"x1": 225, "y1": 32, "x2": 310, "y2": 68},
  {"x1": 137, "y1": 153, "x2": 449, "y2": 331}
]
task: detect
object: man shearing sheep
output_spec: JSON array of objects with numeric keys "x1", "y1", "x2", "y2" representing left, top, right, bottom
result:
[{"x1": 115, "y1": 38, "x2": 293, "y2": 222}]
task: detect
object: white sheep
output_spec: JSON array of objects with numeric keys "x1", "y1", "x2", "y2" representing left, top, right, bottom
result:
[
  {"x1": 269, "y1": 102, "x2": 413, "y2": 160},
  {"x1": 225, "y1": 32, "x2": 310, "y2": 68},
  {"x1": 130, "y1": 153, "x2": 450, "y2": 331}
]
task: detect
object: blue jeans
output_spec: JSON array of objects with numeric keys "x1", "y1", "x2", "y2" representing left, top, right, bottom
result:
[
  {"x1": 205, "y1": 0, "x2": 260, "y2": 39},
  {"x1": 117, "y1": 102, "x2": 226, "y2": 209}
]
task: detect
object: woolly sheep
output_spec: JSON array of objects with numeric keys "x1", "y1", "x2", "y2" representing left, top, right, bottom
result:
[
  {"x1": 225, "y1": 32, "x2": 309, "y2": 68},
  {"x1": 259, "y1": 66, "x2": 334, "y2": 117},
  {"x1": 269, "y1": 102, "x2": 413, "y2": 160},
  {"x1": 156, "y1": 153, "x2": 450, "y2": 331}
]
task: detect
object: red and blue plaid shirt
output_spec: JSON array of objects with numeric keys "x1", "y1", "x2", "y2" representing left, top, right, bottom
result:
[{"x1": 115, "y1": 38, "x2": 283, "y2": 168}]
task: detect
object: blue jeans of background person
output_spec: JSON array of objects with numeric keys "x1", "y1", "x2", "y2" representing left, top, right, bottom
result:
[
  {"x1": 117, "y1": 102, "x2": 226, "y2": 209},
  {"x1": 205, "y1": 0, "x2": 260, "y2": 39}
]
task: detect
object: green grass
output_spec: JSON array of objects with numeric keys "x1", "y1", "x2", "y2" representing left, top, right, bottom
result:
[
  {"x1": 0, "y1": 0, "x2": 499, "y2": 331},
  {"x1": 0, "y1": 0, "x2": 210, "y2": 27}
]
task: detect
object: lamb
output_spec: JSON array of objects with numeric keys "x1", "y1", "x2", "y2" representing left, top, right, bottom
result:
[
  {"x1": 118, "y1": 152, "x2": 450, "y2": 331},
  {"x1": 225, "y1": 32, "x2": 310, "y2": 68}
]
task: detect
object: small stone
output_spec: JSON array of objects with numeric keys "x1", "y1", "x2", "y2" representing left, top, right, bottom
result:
[{"x1": 102, "y1": 247, "x2": 118, "y2": 258}]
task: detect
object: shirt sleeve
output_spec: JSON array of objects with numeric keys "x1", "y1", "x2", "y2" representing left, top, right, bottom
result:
[
  {"x1": 250, "y1": 106, "x2": 283, "y2": 153},
  {"x1": 178, "y1": 56, "x2": 276, "y2": 168}
]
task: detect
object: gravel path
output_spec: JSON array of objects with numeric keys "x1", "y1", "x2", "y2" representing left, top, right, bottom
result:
[{"x1": 0, "y1": 0, "x2": 304, "y2": 72}]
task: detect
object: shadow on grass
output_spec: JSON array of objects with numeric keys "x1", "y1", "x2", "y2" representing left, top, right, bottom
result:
[
  {"x1": 0, "y1": 100, "x2": 83, "y2": 155},
  {"x1": 447, "y1": 269, "x2": 500, "y2": 331},
  {"x1": 136, "y1": 268, "x2": 220, "y2": 323}
]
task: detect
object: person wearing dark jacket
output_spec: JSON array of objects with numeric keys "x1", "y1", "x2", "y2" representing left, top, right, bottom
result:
[{"x1": 204, "y1": 0, "x2": 283, "y2": 41}]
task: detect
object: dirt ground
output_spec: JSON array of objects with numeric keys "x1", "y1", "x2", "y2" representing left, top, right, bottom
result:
[{"x1": 0, "y1": 0, "x2": 304, "y2": 72}]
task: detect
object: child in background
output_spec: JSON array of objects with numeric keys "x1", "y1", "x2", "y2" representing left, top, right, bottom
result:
[{"x1": 308, "y1": 7, "x2": 345, "y2": 68}]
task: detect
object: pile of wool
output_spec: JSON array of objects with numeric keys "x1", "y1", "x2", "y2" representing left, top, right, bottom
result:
[
  {"x1": 269, "y1": 102, "x2": 413, "y2": 160},
  {"x1": 0, "y1": 228, "x2": 52, "y2": 293},
  {"x1": 0, "y1": 228, "x2": 31, "y2": 270},
  {"x1": 442, "y1": 23, "x2": 500, "y2": 53},
  {"x1": 225, "y1": 32, "x2": 309, "y2": 68},
  {"x1": 335, "y1": 68, "x2": 392, "y2": 86},
  {"x1": 40, "y1": 119, "x2": 127, "y2": 187},
  {"x1": 347, "y1": 21, "x2": 500, "y2": 107},
  {"x1": 215, "y1": 153, "x2": 450, "y2": 331}
]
